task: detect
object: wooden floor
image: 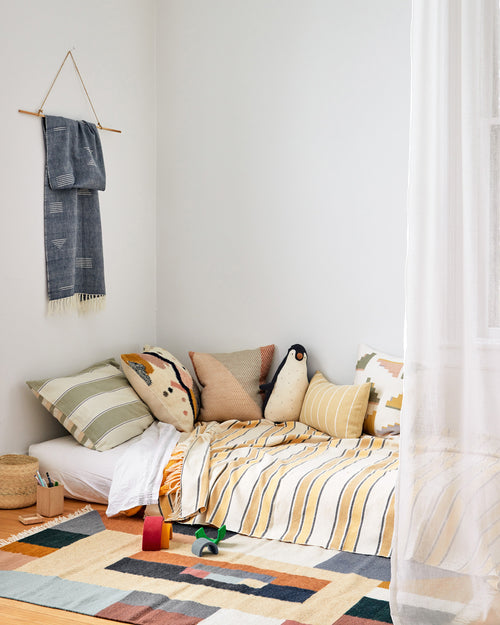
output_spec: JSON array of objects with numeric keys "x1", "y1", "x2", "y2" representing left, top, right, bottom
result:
[{"x1": 0, "y1": 499, "x2": 116, "y2": 625}]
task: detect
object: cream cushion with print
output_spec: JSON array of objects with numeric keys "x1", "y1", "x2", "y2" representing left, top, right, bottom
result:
[
  {"x1": 121, "y1": 346, "x2": 199, "y2": 433},
  {"x1": 354, "y1": 343, "x2": 403, "y2": 436},
  {"x1": 299, "y1": 371, "x2": 371, "y2": 438}
]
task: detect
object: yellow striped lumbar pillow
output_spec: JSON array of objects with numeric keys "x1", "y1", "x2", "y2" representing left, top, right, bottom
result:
[{"x1": 299, "y1": 371, "x2": 371, "y2": 438}]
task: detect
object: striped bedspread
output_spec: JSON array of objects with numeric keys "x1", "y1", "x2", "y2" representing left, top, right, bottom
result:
[
  {"x1": 397, "y1": 439, "x2": 500, "y2": 579},
  {"x1": 159, "y1": 419, "x2": 398, "y2": 557}
]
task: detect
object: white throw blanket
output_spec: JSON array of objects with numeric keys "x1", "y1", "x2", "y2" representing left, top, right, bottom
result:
[{"x1": 106, "y1": 421, "x2": 180, "y2": 517}]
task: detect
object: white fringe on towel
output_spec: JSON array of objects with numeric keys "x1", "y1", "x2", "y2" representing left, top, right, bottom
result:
[{"x1": 48, "y1": 294, "x2": 106, "y2": 315}]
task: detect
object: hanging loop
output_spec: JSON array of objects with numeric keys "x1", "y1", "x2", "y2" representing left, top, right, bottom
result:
[
  {"x1": 19, "y1": 50, "x2": 121, "y2": 133},
  {"x1": 38, "y1": 50, "x2": 102, "y2": 127}
]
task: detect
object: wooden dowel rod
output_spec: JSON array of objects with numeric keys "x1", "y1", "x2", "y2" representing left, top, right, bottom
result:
[
  {"x1": 18, "y1": 109, "x2": 121, "y2": 133},
  {"x1": 96, "y1": 124, "x2": 121, "y2": 134},
  {"x1": 18, "y1": 109, "x2": 41, "y2": 117}
]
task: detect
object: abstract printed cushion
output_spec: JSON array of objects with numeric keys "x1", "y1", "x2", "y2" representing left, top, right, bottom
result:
[
  {"x1": 299, "y1": 371, "x2": 371, "y2": 438},
  {"x1": 189, "y1": 345, "x2": 275, "y2": 422},
  {"x1": 26, "y1": 359, "x2": 154, "y2": 451},
  {"x1": 353, "y1": 343, "x2": 404, "y2": 436},
  {"x1": 121, "y1": 345, "x2": 199, "y2": 432}
]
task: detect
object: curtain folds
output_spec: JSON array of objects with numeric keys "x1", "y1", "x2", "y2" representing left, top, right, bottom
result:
[{"x1": 390, "y1": 1, "x2": 500, "y2": 624}]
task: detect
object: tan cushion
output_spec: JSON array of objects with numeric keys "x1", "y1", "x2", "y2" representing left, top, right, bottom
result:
[
  {"x1": 189, "y1": 345, "x2": 275, "y2": 421},
  {"x1": 121, "y1": 346, "x2": 199, "y2": 432},
  {"x1": 299, "y1": 371, "x2": 371, "y2": 438}
]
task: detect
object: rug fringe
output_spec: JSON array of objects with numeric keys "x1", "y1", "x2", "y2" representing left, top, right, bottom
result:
[{"x1": 0, "y1": 504, "x2": 94, "y2": 546}]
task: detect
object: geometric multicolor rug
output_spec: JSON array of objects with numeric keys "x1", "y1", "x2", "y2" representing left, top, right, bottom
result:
[{"x1": 0, "y1": 507, "x2": 392, "y2": 624}]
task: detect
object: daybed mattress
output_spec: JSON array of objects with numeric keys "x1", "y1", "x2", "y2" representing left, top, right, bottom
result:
[
  {"x1": 29, "y1": 421, "x2": 399, "y2": 558},
  {"x1": 29, "y1": 435, "x2": 137, "y2": 503},
  {"x1": 159, "y1": 419, "x2": 399, "y2": 557}
]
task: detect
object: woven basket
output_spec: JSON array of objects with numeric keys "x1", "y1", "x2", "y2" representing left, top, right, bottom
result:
[{"x1": 0, "y1": 454, "x2": 39, "y2": 509}]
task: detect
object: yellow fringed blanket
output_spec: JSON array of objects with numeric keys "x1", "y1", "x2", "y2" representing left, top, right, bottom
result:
[{"x1": 159, "y1": 419, "x2": 398, "y2": 557}]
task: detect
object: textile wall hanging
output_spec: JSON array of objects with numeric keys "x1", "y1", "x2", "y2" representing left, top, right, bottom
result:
[
  {"x1": 19, "y1": 50, "x2": 120, "y2": 313},
  {"x1": 43, "y1": 115, "x2": 106, "y2": 313}
]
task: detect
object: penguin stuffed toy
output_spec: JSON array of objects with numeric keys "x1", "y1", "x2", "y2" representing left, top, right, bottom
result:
[{"x1": 260, "y1": 344, "x2": 309, "y2": 422}]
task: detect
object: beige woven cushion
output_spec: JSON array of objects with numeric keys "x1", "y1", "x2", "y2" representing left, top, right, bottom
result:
[
  {"x1": 299, "y1": 371, "x2": 371, "y2": 438},
  {"x1": 189, "y1": 345, "x2": 275, "y2": 421}
]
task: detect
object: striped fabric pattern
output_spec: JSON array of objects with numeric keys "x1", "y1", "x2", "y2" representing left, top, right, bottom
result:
[
  {"x1": 299, "y1": 371, "x2": 371, "y2": 438},
  {"x1": 27, "y1": 359, "x2": 153, "y2": 451},
  {"x1": 55, "y1": 172, "x2": 75, "y2": 187},
  {"x1": 160, "y1": 420, "x2": 398, "y2": 557},
  {"x1": 399, "y1": 439, "x2": 500, "y2": 580}
]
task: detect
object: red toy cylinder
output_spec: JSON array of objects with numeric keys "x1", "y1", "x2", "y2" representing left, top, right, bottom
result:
[
  {"x1": 142, "y1": 516, "x2": 173, "y2": 550},
  {"x1": 142, "y1": 516, "x2": 164, "y2": 550}
]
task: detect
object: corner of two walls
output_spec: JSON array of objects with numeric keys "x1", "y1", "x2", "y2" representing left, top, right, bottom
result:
[
  {"x1": 155, "y1": 0, "x2": 410, "y2": 384},
  {"x1": 0, "y1": 1, "x2": 410, "y2": 454}
]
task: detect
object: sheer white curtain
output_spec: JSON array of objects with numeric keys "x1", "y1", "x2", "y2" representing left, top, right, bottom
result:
[{"x1": 391, "y1": 2, "x2": 500, "y2": 624}]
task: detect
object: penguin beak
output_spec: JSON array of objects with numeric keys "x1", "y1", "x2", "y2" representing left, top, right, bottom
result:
[{"x1": 296, "y1": 353, "x2": 303, "y2": 361}]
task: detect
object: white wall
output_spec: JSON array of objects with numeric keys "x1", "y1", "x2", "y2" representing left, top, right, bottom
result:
[
  {"x1": 156, "y1": 1, "x2": 410, "y2": 382},
  {"x1": 0, "y1": 1, "x2": 410, "y2": 454},
  {"x1": 0, "y1": 0, "x2": 157, "y2": 454}
]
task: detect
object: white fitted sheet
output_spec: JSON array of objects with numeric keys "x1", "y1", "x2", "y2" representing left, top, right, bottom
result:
[{"x1": 29, "y1": 435, "x2": 138, "y2": 504}]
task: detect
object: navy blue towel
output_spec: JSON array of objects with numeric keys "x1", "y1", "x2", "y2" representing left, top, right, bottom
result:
[{"x1": 43, "y1": 115, "x2": 106, "y2": 313}]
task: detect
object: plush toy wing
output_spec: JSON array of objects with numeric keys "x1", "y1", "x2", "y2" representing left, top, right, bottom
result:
[
  {"x1": 260, "y1": 344, "x2": 308, "y2": 422},
  {"x1": 259, "y1": 381, "x2": 275, "y2": 407}
]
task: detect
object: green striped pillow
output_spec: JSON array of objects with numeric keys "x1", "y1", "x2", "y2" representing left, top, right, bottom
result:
[{"x1": 27, "y1": 359, "x2": 154, "y2": 451}]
